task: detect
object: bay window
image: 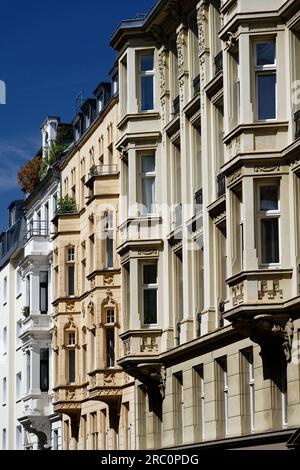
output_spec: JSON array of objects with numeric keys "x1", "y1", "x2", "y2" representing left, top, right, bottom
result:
[
  {"x1": 258, "y1": 183, "x2": 280, "y2": 265},
  {"x1": 255, "y1": 40, "x2": 276, "y2": 120},
  {"x1": 139, "y1": 52, "x2": 154, "y2": 111},
  {"x1": 141, "y1": 154, "x2": 156, "y2": 214},
  {"x1": 142, "y1": 262, "x2": 158, "y2": 325}
]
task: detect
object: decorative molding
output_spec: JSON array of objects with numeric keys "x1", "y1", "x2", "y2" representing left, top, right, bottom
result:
[
  {"x1": 158, "y1": 50, "x2": 167, "y2": 96},
  {"x1": 197, "y1": 6, "x2": 206, "y2": 55},
  {"x1": 254, "y1": 165, "x2": 280, "y2": 173},
  {"x1": 232, "y1": 282, "x2": 244, "y2": 306},
  {"x1": 258, "y1": 279, "x2": 283, "y2": 301},
  {"x1": 176, "y1": 28, "x2": 185, "y2": 78},
  {"x1": 66, "y1": 301, "x2": 75, "y2": 312},
  {"x1": 227, "y1": 169, "x2": 241, "y2": 185},
  {"x1": 103, "y1": 273, "x2": 114, "y2": 285}
]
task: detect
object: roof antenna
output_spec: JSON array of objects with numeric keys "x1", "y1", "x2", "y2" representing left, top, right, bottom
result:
[{"x1": 75, "y1": 89, "x2": 84, "y2": 114}]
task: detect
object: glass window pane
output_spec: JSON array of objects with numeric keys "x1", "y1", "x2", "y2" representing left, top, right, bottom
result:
[
  {"x1": 141, "y1": 76, "x2": 154, "y2": 111},
  {"x1": 143, "y1": 289, "x2": 157, "y2": 324},
  {"x1": 141, "y1": 54, "x2": 154, "y2": 72},
  {"x1": 257, "y1": 74, "x2": 276, "y2": 120},
  {"x1": 142, "y1": 177, "x2": 155, "y2": 213},
  {"x1": 106, "y1": 328, "x2": 115, "y2": 368},
  {"x1": 141, "y1": 155, "x2": 155, "y2": 173},
  {"x1": 261, "y1": 218, "x2": 279, "y2": 263},
  {"x1": 256, "y1": 42, "x2": 275, "y2": 66},
  {"x1": 143, "y1": 264, "x2": 157, "y2": 284},
  {"x1": 106, "y1": 236, "x2": 113, "y2": 268},
  {"x1": 68, "y1": 266, "x2": 75, "y2": 296},
  {"x1": 260, "y1": 186, "x2": 278, "y2": 211},
  {"x1": 68, "y1": 350, "x2": 75, "y2": 383}
]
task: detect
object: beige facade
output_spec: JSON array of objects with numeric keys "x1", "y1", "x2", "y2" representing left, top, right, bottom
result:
[
  {"x1": 109, "y1": 0, "x2": 300, "y2": 450},
  {"x1": 52, "y1": 94, "x2": 135, "y2": 450}
]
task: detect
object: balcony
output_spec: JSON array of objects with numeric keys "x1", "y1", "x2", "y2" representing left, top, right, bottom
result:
[
  {"x1": 55, "y1": 198, "x2": 78, "y2": 216},
  {"x1": 193, "y1": 74, "x2": 200, "y2": 96},
  {"x1": 88, "y1": 163, "x2": 118, "y2": 179},
  {"x1": 217, "y1": 173, "x2": 226, "y2": 198},
  {"x1": 87, "y1": 369, "x2": 124, "y2": 402},
  {"x1": 295, "y1": 110, "x2": 300, "y2": 140},
  {"x1": 53, "y1": 385, "x2": 86, "y2": 415},
  {"x1": 24, "y1": 221, "x2": 48, "y2": 242},
  {"x1": 214, "y1": 51, "x2": 223, "y2": 75},
  {"x1": 120, "y1": 329, "x2": 162, "y2": 358},
  {"x1": 0, "y1": 217, "x2": 24, "y2": 269},
  {"x1": 21, "y1": 313, "x2": 51, "y2": 340},
  {"x1": 173, "y1": 95, "x2": 180, "y2": 116}
]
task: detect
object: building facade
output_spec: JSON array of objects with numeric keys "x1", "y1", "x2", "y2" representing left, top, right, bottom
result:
[
  {"x1": 110, "y1": 0, "x2": 300, "y2": 450},
  {"x1": 52, "y1": 80, "x2": 135, "y2": 450}
]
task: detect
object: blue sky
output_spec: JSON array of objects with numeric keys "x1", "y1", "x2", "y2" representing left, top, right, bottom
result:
[{"x1": 0, "y1": 0, "x2": 155, "y2": 231}]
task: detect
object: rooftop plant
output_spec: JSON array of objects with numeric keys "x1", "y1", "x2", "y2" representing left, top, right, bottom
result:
[{"x1": 17, "y1": 151, "x2": 42, "y2": 193}]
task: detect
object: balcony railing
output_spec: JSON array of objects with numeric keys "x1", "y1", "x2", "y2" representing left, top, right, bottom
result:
[
  {"x1": 0, "y1": 218, "x2": 24, "y2": 264},
  {"x1": 193, "y1": 74, "x2": 200, "y2": 96},
  {"x1": 214, "y1": 51, "x2": 223, "y2": 75},
  {"x1": 295, "y1": 110, "x2": 300, "y2": 140},
  {"x1": 173, "y1": 95, "x2": 180, "y2": 116},
  {"x1": 24, "y1": 221, "x2": 48, "y2": 242},
  {"x1": 55, "y1": 197, "x2": 78, "y2": 216},
  {"x1": 217, "y1": 174, "x2": 226, "y2": 198},
  {"x1": 88, "y1": 164, "x2": 119, "y2": 178}
]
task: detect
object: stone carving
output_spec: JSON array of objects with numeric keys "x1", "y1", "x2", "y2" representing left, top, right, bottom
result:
[
  {"x1": 159, "y1": 365, "x2": 167, "y2": 400},
  {"x1": 160, "y1": 97, "x2": 166, "y2": 125},
  {"x1": 227, "y1": 169, "x2": 241, "y2": 185},
  {"x1": 232, "y1": 282, "x2": 244, "y2": 306},
  {"x1": 66, "y1": 389, "x2": 76, "y2": 400},
  {"x1": 66, "y1": 301, "x2": 75, "y2": 312},
  {"x1": 176, "y1": 28, "x2": 185, "y2": 78},
  {"x1": 104, "y1": 372, "x2": 115, "y2": 385},
  {"x1": 197, "y1": 6, "x2": 206, "y2": 54},
  {"x1": 254, "y1": 165, "x2": 280, "y2": 173},
  {"x1": 138, "y1": 250, "x2": 157, "y2": 256},
  {"x1": 228, "y1": 136, "x2": 241, "y2": 159},
  {"x1": 123, "y1": 338, "x2": 131, "y2": 356},
  {"x1": 213, "y1": 211, "x2": 226, "y2": 224},
  {"x1": 291, "y1": 159, "x2": 300, "y2": 170},
  {"x1": 103, "y1": 273, "x2": 114, "y2": 285},
  {"x1": 225, "y1": 32, "x2": 237, "y2": 51},
  {"x1": 258, "y1": 280, "x2": 283, "y2": 301},
  {"x1": 87, "y1": 301, "x2": 94, "y2": 315},
  {"x1": 140, "y1": 336, "x2": 159, "y2": 353},
  {"x1": 282, "y1": 318, "x2": 294, "y2": 362},
  {"x1": 158, "y1": 50, "x2": 167, "y2": 96}
]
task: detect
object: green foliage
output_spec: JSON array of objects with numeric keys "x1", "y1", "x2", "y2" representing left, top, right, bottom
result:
[
  {"x1": 56, "y1": 195, "x2": 77, "y2": 214},
  {"x1": 40, "y1": 142, "x2": 68, "y2": 179},
  {"x1": 17, "y1": 152, "x2": 42, "y2": 193}
]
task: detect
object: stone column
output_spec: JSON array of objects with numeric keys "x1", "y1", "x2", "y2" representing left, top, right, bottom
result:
[{"x1": 30, "y1": 342, "x2": 41, "y2": 395}]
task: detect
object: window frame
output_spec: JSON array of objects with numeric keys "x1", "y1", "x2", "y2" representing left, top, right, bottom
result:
[
  {"x1": 140, "y1": 154, "x2": 156, "y2": 215},
  {"x1": 104, "y1": 211, "x2": 114, "y2": 269},
  {"x1": 138, "y1": 50, "x2": 155, "y2": 112},
  {"x1": 257, "y1": 181, "x2": 281, "y2": 267},
  {"x1": 141, "y1": 261, "x2": 158, "y2": 327},
  {"x1": 254, "y1": 39, "x2": 277, "y2": 122}
]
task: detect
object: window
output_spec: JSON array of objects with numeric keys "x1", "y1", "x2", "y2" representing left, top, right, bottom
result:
[
  {"x1": 16, "y1": 320, "x2": 22, "y2": 348},
  {"x1": 16, "y1": 270, "x2": 22, "y2": 297},
  {"x1": 216, "y1": 357, "x2": 228, "y2": 437},
  {"x1": 68, "y1": 247, "x2": 75, "y2": 262},
  {"x1": 194, "y1": 365, "x2": 205, "y2": 440},
  {"x1": 3, "y1": 276, "x2": 7, "y2": 304},
  {"x1": 26, "y1": 275, "x2": 30, "y2": 308},
  {"x1": 258, "y1": 183, "x2": 280, "y2": 264},
  {"x1": 104, "y1": 310, "x2": 115, "y2": 368},
  {"x1": 52, "y1": 429, "x2": 59, "y2": 450},
  {"x1": 67, "y1": 266, "x2": 75, "y2": 296},
  {"x1": 40, "y1": 348, "x2": 49, "y2": 392},
  {"x1": 139, "y1": 52, "x2": 154, "y2": 111},
  {"x1": 255, "y1": 41, "x2": 276, "y2": 120},
  {"x1": 16, "y1": 372, "x2": 22, "y2": 400},
  {"x1": 2, "y1": 327, "x2": 7, "y2": 355},
  {"x1": 26, "y1": 351, "x2": 30, "y2": 393},
  {"x1": 141, "y1": 154, "x2": 156, "y2": 214},
  {"x1": 241, "y1": 349, "x2": 255, "y2": 433},
  {"x1": 68, "y1": 331, "x2": 76, "y2": 346},
  {"x1": 2, "y1": 429, "x2": 6, "y2": 450},
  {"x1": 16, "y1": 425, "x2": 22, "y2": 450},
  {"x1": 68, "y1": 349, "x2": 76, "y2": 384},
  {"x1": 142, "y1": 263, "x2": 158, "y2": 325},
  {"x1": 91, "y1": 412, "x2": 99, "y2": 450},
  {"x1": 39, "y1": 271, "x2": 48, "y2": 314},
  {"x1": 104, "y1": 212, "x2": 114, "y2": 269},
  {"x1": 174, "y1": 372, "x2": 184, "y2": 444},
  {"x1": 2, "y1": 377, "x2": 7, "y2": 404}
]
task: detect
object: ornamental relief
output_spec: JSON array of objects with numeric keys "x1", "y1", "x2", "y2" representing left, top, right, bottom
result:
[
  {"x1": 258, "y1": 280, "x2": 283, "y2": 301},
  {"x1": 158, "y1": 50, "x2": 167, "y2": 97},
  {"x1": 176, "y1": 28, "x2": 185, "y2": 78},
  {"x1": 197, "y1": 6, "x2": 206, "y2": 55},
  {"x1": 254, "y1": 165, "x2": 280, "y2": 173},
  {"x1": 232, "y1": 282, "x2": 244, "y2": 306}
]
